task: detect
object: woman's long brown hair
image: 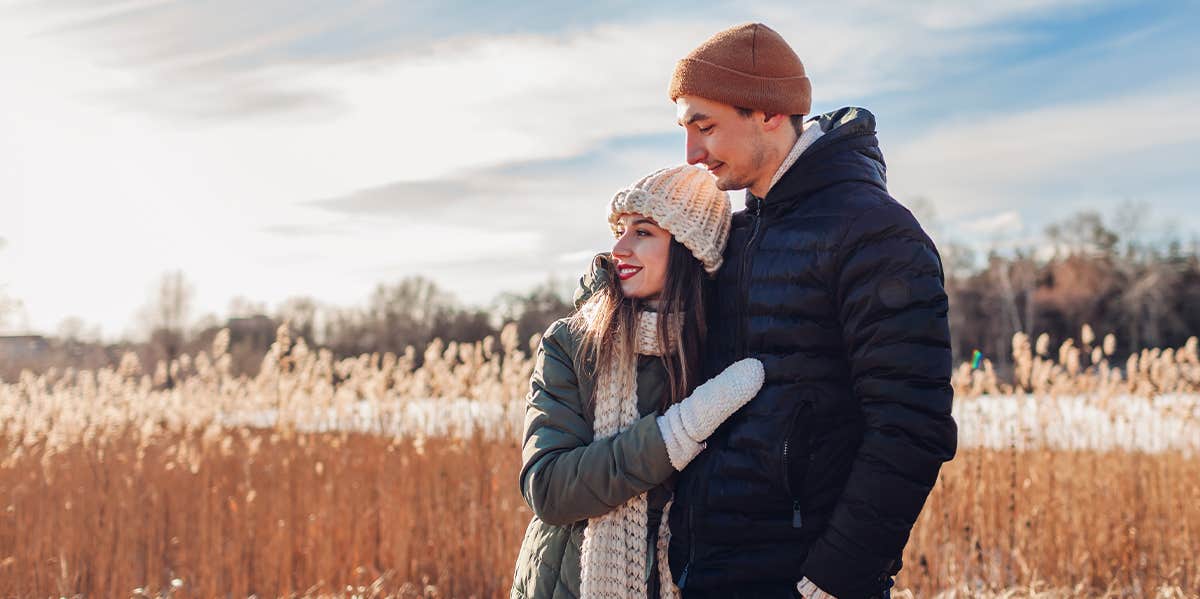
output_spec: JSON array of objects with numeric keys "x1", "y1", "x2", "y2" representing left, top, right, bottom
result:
[{"x1": 573, "y1": 238, "x2": 708, "y2": 414}]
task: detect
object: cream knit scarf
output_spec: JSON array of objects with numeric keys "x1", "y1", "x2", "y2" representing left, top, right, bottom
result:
[{"x1": 579, "y1": 310, "x2": 682, "y2": 599}]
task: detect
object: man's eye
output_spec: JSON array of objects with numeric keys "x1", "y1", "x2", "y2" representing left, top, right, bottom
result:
[{"x1": 698, "y1": 125, "x2": 713, "y2": 133}]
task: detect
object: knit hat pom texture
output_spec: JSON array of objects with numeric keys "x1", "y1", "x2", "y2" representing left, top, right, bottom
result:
[{"x1": 608, "y1": 165, "x2": 731, "y2": 275}]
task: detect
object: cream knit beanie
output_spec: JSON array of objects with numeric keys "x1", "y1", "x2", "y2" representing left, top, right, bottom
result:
[{"x1": 608, "y1": 165, "x2": 731, "y2": 275}]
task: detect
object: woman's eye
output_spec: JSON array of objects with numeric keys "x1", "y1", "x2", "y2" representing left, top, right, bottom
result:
[{"x1": 636, "y1": 229, "x2": 650, "y2": 237}]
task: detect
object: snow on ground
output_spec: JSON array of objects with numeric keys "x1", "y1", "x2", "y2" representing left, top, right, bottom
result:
[
  {"x1": 222, "y1": 397, "x2": 525, "y2": 442},
  {"x1": 221, "y1": 393, "x2": 1200, "y2": 454},
  {"x1": 954, "y1": 393, "x2": 1199, "y2": 454}
]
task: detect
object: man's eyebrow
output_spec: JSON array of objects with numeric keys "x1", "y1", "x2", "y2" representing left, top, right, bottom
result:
[{"x1": 677, "y1": 112, "x2": 711, "y2": 126}]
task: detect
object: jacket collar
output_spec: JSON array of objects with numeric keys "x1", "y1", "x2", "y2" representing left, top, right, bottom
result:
[
  {"x1": 745, "y1": 107, "x2": 887, "y2": 215},
  {"x1": 765, "y1": 118, "x2": 826, "y2": 193}
]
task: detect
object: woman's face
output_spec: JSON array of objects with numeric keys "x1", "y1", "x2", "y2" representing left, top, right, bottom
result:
[{"x1": 611, "y1": 213, "x2": 671, "y2": 300}]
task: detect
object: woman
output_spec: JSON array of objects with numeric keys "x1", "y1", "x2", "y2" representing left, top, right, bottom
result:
[{"x1": 511, "y1": 165, "x2": 765, "y2": 599}]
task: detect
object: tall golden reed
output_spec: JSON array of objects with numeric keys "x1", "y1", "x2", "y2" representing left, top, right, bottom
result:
[{"x1": 1, "y1": 324, "x2": 1197, "y2": 597}]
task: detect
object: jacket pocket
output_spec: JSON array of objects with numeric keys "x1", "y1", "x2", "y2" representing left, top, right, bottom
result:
[{"x1": 779, "y1": 395, "x2": 814, "y2": 510}]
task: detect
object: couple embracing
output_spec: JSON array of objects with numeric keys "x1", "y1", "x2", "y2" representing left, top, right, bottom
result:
[{"x1": 512, "y1": 23, "x2": 957, "y2": 599}]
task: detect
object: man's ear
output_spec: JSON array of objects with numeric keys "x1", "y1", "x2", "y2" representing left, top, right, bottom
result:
[{"x1": 760, "y1": 112, "x2": 789, "y2": 132}]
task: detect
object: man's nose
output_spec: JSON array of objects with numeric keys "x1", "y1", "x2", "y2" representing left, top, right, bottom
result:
[{"x1": 685, "y1": 132, "x2": 706, "y2": 165}]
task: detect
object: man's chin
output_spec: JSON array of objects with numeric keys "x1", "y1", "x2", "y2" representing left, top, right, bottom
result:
[{"x1": 714, "y1": 176, "x2": 750, "y2": 192}]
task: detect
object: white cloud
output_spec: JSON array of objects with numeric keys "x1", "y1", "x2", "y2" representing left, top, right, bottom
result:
[
  {"x1": 884, "y1": 0, "x2": 1104, "y2": 29},
  {"x1": 887, "y1": 84, "x2": 1200, "y2": 220},
  {"x1": 557, "y1": 249, "x2": 600, "y2": 264},
  {"x1": 0, "y1": 0, "x2": 1189, "y2": 336},
  {"x1": 960, "y1": 210, "x2": 1025, "y2": 237}
]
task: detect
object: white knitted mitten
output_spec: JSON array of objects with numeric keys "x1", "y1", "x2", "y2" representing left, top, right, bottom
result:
[{"x1": 657, "y1": 358, "x2": 764, "y2": 470}]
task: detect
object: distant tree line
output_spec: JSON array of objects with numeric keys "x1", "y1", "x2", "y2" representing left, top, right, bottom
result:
[
  {"x1": 941, "y1": 210, "x2": 1200, "y2": 374},
  {"x1": 3, "y1": 210, "x2": 1198, "y2": 382},
  {"x1": 0, "y1": 273, "x2": 576, "y2": 380}
]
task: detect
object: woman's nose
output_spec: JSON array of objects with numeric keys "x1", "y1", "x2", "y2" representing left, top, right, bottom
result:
[{"x1": 612, "y1": 233, "x2": 633, "y2": 258}]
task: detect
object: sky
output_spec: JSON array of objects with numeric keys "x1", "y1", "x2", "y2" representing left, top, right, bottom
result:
[{"x1": 1, "y1": 0, "x2": 1198, "y2": 340}]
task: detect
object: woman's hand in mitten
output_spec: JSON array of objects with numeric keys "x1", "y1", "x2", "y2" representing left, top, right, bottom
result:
[{"x1": 657, "y1": 358, "x2": 765, "y2": 470}]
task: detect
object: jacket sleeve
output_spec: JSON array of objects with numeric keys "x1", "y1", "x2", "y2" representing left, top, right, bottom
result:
[
  {"x1": 572, "y1": 253, "x2": 613, "y2": 309},
  {"x1": 518, "y1": 320, "x2": 676, "y2": 526},
  {"x1": 801, "y1": 201, "x2": 958, "y2": 598}
]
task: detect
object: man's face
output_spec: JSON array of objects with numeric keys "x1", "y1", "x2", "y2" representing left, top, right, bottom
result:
[{"x1": 675, "y1": 95, "x2": 770, "y2": 192}]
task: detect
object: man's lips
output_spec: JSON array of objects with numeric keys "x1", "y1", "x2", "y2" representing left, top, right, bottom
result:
[
  {"x1": 617, "y1": 264, "x2": 643, "y2": 281},
  {"x1": 706, "y1": 161, "x2": 725, "y2": 174}
]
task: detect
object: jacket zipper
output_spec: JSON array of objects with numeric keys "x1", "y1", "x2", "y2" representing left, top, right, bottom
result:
[
  {"x1": 782, "y1": 400, "x2": 812, "y2": 529},
  {"x1": 782, "y1": 436, "x2": 792, "y2": 491},
  {"x1": 680, "y1": 199, "x2": 767, "y2": 589},
  {"x1": 783, "y1": 433, "x2": 803, "y2": 528},
  {"x1": 782, "y1": 418, "x2": 801, "y2": 528},
  {"x1": 737, "y1": 198, "x2": 764, "y2": 359},
  {"x1": 680, "y1": 450, "x2": 720, "y2": 589},
  {"x1": 679, "y1": 501, "x2": 695, "y2": 588}
]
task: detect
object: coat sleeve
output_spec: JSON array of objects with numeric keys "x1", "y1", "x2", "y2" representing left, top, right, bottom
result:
[
  {"x1": 518, "y1": 320, "x2": 676, "y2": 526},
  {"x1": 572, "y1": 253, "x2": 613, "y2": 309},
  {"x1": 801, "y1": 201, "x2": 958, "y2": 598}
]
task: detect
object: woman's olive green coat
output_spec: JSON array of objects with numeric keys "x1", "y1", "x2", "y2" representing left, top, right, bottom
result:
[{"x1": 510, "y1": 318, "x2": 677, "y2": 599}]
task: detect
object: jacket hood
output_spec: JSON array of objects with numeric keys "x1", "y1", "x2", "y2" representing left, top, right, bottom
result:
[{"x1": 753, "y1": 106, "x2": 887, "y2": 212}]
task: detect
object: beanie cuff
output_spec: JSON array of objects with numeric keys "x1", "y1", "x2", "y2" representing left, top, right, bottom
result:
[
  {"x1": 670, "y1": 57, "x2": 812, "y2": 116},
  {"x1": 610, "y1": 188, "x2": 725, "y2": 275}
]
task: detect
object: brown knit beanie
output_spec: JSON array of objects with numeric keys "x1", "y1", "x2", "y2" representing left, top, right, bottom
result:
[{"x1": 669, "y1": 23, "x2": 811, "y2": 116}]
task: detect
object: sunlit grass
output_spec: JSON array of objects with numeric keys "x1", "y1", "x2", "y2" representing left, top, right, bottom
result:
[{"x1": 1, "y1": 324, "x2": 1197, "y2": 597}]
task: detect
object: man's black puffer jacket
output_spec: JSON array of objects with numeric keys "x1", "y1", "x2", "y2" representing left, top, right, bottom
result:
[{"x1": 666, "y1": 107, "x2": 958, "y2": 598}]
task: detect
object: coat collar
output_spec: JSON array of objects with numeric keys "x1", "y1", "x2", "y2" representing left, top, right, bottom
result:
[{"x1": 745, "y1": 107, "x2": 887, "y2": 215}]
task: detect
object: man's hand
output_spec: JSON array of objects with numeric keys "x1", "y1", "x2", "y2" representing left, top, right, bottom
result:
[{"x1": 797, "y1": 577, "x2": 837, "y2": 599}]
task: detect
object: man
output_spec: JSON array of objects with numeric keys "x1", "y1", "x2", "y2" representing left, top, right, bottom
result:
[
  {"x1": 574, "y1": 22, "x2": 957, "y2": 598},
  {"x1": 664, "y1": 23, "x2": 956, "y2": 598}
]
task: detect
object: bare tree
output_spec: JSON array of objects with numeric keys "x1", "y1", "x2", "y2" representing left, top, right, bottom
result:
[
  {"x1": 57, "y1": 316, "x2": 87, "y2": 342},
  {"x1": 0, "y1": 238, "x2": 21, "y2": 332},
  {"x1": 277, "y1": 296, "x2": 319, "y2": 344},
  {"x1": 150, "y1": 271, "x2": 194, "y2": 335},
  {"x1": 367, "y1": 276, "x2": 454, "y2": 353},
  {"x1": 228, "y1": 295, "x2": 267, "y2": 318},
  {"x1": 1045, "y1": 211, "x2": 1119, "y2": 257},
  {"x1": 0, "y1": 296, "x2": 18, "y2": 333},
  {"x1": 1113, "y1": 199, "x2": 1150, "y2": 258},
  {"x1": 492, "y1": 277, "x2": 573, "y2": 346},
  {"x1": 1118, "y1": 260, "x2": 1183, "y2": 351},
  {"x1": 140, "y1": 270, "x2": 195, "y2": 385}
]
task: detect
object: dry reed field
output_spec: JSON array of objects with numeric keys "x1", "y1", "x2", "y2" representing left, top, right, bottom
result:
[{"x1": 2, "y1": 325, "x2": 1199, "y2": 598}]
